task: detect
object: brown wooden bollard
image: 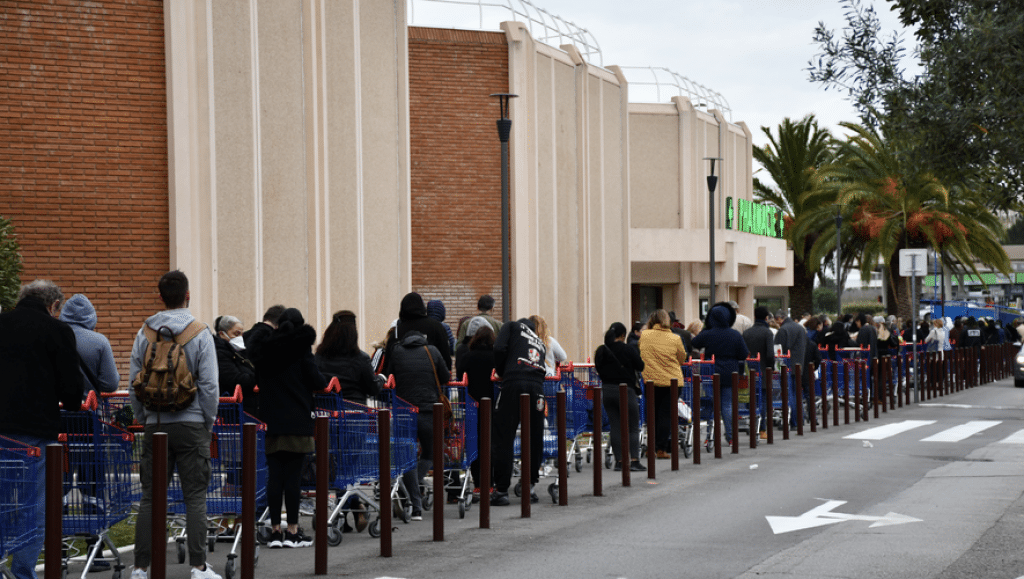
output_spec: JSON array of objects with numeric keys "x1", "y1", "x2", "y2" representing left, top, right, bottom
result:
[
  {"x1": 645, "y1": 380, "x2": 656, "y2": 477},
  {"x1": 820, "y1": 362, "x2": 828, "y2": 429},
  {"x1": 861, "y1": 361, "x2": 870, "y2": 421},
  {"x1": 765, "y1": 367, "x2": 775, "y2": 445},
  {"x1": 592, "y1": 386, "x2": 602, "y2": 496},
  {"x1": 45, "y1": 444, "x2": 62, "y2": 579},
  {"x1": 433, "y1": 403, "x2": 444, "y2": 540},
  {"x1": 480, "y1": 398, "x2": 491, "y2": 527},
  {"x1": 619, "y1": 384, "x2": 630, "y2": 487},
  {"x1": 748, "y1": 373, "x2": 758, "y2": 449},
  {"x1": 713, "y1": 374, "x2": 723, "y2": 458},
  {"x1": 556, "y1": 390, "x2": 567, "y2": 506},
  {"x1": 151, "y1": 432, "x2": 167, "y2": 579},
  {"x1": 731, "y1": 371, "x2": 740, "y2": 454},
  {"x1": 251, "y1": 422, "x2": 266, "y2": 578},
  {"x1": 831, "y1": 361, "x2": 840, "y2": 426},
  {"x1": 378, "y1": 409, "x2": 392, "y2": 557},
  {"x1": 873, "y1": 359, "x2": 880, "y2": 419},
  {"x1": 670, "y1": 379, "x2": 680, "y2": 470},
  {"x1": 852, "y1": 362, "x2": 860, "y2": 423},
  {"x1": 794, "y1": 363, "x2": 804, "y2": 436},
  {"x1": 691, "y1": 377, "x2": 702, "y2": 464},
  {"x1": 780, "y1": 366, "x2": 790, "y2": 440},
  {"x1": 806, "y1": 364, "x2": 816, "y2": 433},
  {"x1": 314, "y1": 417, "x2": 328, "y2": 574},
  {"x1": 520, "y1": 393, "x2": 531, "y2": 518}
]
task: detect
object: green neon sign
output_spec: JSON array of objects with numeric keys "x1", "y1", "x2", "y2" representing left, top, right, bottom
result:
[{"x1": 725, "y1": 197, "x2": 784, "y2": 238}]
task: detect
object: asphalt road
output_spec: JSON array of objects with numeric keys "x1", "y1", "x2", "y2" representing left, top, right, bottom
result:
[{"x1": 95, "y1": 378, "x2": 1024, "y2": 579}]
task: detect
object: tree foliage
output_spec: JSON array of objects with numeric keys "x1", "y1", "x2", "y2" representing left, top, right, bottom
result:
[
  {"x1": 809, "y1": 0, "x2": 1024, "y2": 206},
  {"x1": 0, "y1": 216, "x2": 23, "y2": 312}
]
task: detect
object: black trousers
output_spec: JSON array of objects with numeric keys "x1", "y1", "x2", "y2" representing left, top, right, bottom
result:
[
  {"x1": 492, "y1": 380, "x2": 545, "y2": 492},
  {"x1": 653, "y1": 386, "x2": 672, "y2": 452},
  {"x1": 267, "y1": 451, "x2": 305, "y2": 526}
]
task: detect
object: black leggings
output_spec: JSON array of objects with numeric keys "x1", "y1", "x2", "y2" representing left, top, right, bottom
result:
[{"x1": 266, "y1": 451, "x2": 305, "y2": 526}]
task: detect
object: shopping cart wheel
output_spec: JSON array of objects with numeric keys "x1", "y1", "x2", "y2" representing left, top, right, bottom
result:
[
  {"x1": 256, "y1": 525, "x2": 271, "y2": 545},
  {"x1": 574, "y1": 455, "x2": 583, "y2": 473},
  {"x1": 458, "y1": 499, "x2": 466, "y2": 519},
  {"x1": 60, "y1": 567, "x2": 67, "y2": 579},
  {"x1": 368, "y1": 519, "x2": 381, "y2": 538},
  {"x1": 111, "y1": 571, "x2": 121, "y2": 579},
  {"x1": 513, "y1": 481, "x2": 522, "y2": 497},
  {"x1": 176, "y1": 541, "x2": 186, "y2": 564},
  {"x1": 223, "y1": 557, "x2": 235, "y2": 579},
  {"x1": 586, "y1": 448, "x2": 592, "y2": 463},
  {"x1": 208, "y1": 535, "x2": 216, "y2": 553},
  {"x1": 548, "y1": 482, "x2": 558, "y2": 504},
  {"x1": 326, "y1": 518, "x2": 343, "y2": 547},
  {"x1": 604, "y1": 451, "x2": 612, "y2": 470},
  {"x1": 422, "y1": 488, "x2": 433, "y2": 511}
]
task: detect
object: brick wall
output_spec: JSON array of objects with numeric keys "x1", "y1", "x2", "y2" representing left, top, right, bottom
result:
[
  {"x1": 0, "y1": 0, "x2": 168, "y2": 385},
  {"x1": 408, "y1": 27, "x2": 508, "y2": 335}
]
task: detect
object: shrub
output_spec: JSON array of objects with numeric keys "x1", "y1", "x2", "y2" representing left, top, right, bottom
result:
[
  {"x1": 813, "y1": 286, "x2": 838, "y2": 315},
  {"x1": 0, "y1": 216, "x2": 22, "y2": 311},
  {"x1": 841, "y1": 300, "x2": 886, "y2": 316}
]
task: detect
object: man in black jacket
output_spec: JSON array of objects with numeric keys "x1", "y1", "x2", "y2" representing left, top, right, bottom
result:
[
  {"x1": 384, "y1": 293, "x2": 453, "y2": 373},
  {"x1": 0, "y1": 279, "x2": 84, "y2": 578},
  {"x1": 743, "y1": 307, "x2": 775, "y2": 439},
  {"x1": 491, "y1": 318, "x2": 547, "y2": 505}
]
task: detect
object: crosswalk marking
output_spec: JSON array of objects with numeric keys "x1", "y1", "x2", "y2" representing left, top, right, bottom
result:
[
  {"x1": 997, "y1": 429, "x2": 1024, "y2": 444},
  {"x1": 843, "y1": 420, "x2": 936, "y2": 441},
  {"x1": 921, "y1": 421, "x2": 1001, "y2": 442}
]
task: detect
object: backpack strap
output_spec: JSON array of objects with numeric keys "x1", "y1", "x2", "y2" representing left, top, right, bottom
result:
[{"x1": 175, "y1": 320, "x2": 207, "y2": 345}]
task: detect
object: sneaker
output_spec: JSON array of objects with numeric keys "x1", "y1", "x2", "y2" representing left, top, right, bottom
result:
[
  {"x1": 656, "y1": 450, "x2": 670, "y2": 459},
  {"x1": 490, "y1": 491, "x2": 510, "y2": 506},
  {"x1": 613, "y1": 461, "x2": 622, "y2": 471},
  {"x1": 410, "y1": 509, "x2": 423, "y2": 521},
  {"x1": 529, "y1": 491, "x2": 539, "y2": 504},
  {"x1": 299, "y1": 498, "x2": 315, "y2": 516},
  {"x1": 759, "y1": 431, "x2": 768, "y2": 440},
  {"x1": 267, "y1": 530, "x2": 283, "y2": 549},
  {"x1": 283, "y1": 528, "x2": 313, "y2": 548},
  {"x1": 629, "y1": 461, "x2": 646, "y2": 472},
  {"x1": 130, "y1": 568, "x2": 148, "y2": 579},
  {"x1": 190, "y1": 564, "x2": 222, "y2": 579}
]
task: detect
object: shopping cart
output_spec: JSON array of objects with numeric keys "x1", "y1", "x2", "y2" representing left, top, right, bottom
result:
[
  {"x1": 740, "y1": 355, "x2": 768, "y2": 437},
  {"x1": 59, "y1": 392, "x2": 135, "y2": 579},
  {"x1": 376, "y1": 382, "x2": 420, "y2": 524},
  {"x1": 570, "y1": 363, "x2": 608, "y2": 471},
  {"x1": 689, "y1": 357, "x2": 718, "y2": 452},
  {"x1": 0, "y1": 435, "x2": 43, "y2": 579}
]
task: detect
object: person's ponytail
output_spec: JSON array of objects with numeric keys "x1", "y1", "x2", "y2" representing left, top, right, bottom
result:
[{"x1": 604, "y1": 322, "x2": 627, "y2": 349}]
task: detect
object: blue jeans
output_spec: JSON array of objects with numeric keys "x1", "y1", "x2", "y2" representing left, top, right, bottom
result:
[
  {"x1": 5, "y1": 433, "x2": 52, "y2": 579},
  {"x1": 721, "y1": 387, "x2": 733, "y2": 441}
]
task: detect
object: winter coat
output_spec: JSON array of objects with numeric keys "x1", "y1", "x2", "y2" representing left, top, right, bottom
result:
[
  {"x1": 855, "y1": 323, "x2": 879, "y2": 359},
  {"x1": 0, "y1": 296, "x2": 85, "y2": 440},
  {"x1": 455, "y1": 342, "x2": 496, "y2": 405},
  {"x1": 774, "y1": 316, "x2": 808, "y2": 366},
  {"x1": 214, "y1": 335, "x2": 258, "y2": 417},
  {"x1": 384, "y1": 293, "x2": 453, "y2": 373},
  {"x1": 246, "y1": 310, "x2": 326, "y2": 437},
  {"x1": 742, "y1": 321, "x2": 775, "y2": 374},
  {"x1": 426, "y1": 299, "x2": 456, "y2": 355},
  {"x1": 691, "y1": 303, "x2": 749, "y2": 389},
  {"x1": 494, "y1": 319, "x2": 547, "y2": 384},
  {"x1": 390, "y1": 332, "x2": 450, "y2": 412},
  {"x1": 59, "y1": 293, "x2": 119, "y2": 395},
  {"x1": 594, "y1": 340, "x2": 645, "y2": 393},
  {"x1": 316, "y1": 350, "x2": 382, "y2": 406},
  {"x1": 638, "y1": 326, "x2": 687, "y2": 387}
]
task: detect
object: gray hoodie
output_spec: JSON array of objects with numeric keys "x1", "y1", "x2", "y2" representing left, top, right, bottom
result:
[
  {"x1": 129, "y1": 308, "x2": 219, "y2": 429},
  {"x1": 59, "y1": 294, "x2": 120, "y2": 394}
]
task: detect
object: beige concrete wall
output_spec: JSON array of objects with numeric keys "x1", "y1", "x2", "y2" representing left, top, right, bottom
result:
[
  {"x1": 164, "y1": 0, "x2": 409, "y2": 345},
  {"x1": 628, "y1": 97, "x2": 792, "y2": 323},
  {"x1": 502, "y1": 21, "x2": 630, "y2": 361}
]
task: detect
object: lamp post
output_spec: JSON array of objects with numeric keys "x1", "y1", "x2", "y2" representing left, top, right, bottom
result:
[
  {"x1": 491, "y1": 93, "x2": 518, "y2": 323},
  {"x1": 835, "y1": 205, "x2": 843, "y2": 315},
  {"x1": 704, "y1": 156, "x2": 723, "y2": 307}
]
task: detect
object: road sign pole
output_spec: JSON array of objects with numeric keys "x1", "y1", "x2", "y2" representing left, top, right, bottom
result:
[{"x1": 912, "y1": 254, "x2": 919, "y2": 403}]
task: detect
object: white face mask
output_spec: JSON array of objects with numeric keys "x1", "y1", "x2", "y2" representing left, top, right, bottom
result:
[{"x1": 229, "y1": 335, "x2": 246, "y2": 351}]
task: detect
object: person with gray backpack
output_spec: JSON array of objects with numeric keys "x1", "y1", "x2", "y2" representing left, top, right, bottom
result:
[{"x1": 129, "y1": 270, "x2": 221, "y2": 579}]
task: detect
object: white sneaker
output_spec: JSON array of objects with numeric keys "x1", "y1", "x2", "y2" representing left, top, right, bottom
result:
[
  {"x1": 130, "y1": 568, "x2": 148, "y2": 579},
  {"x1": 191, "y1": 564, "x2": 222, "y2": 579}
]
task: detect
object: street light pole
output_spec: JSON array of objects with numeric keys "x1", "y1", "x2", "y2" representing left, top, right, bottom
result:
[
  {"x1": 491, "y1": 93, "x2": 518, "y2": 323},
  {"x1": 835, "y1": 206, "x2": 843, "y2": 316},
  {"x1": 705, "y1": 156, "x2": 723, "y2": 308}
]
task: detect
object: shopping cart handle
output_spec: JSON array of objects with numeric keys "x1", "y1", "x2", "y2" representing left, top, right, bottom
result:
[
  {"x1": 384, "y1": 374, "x2": 396, "y2": 389},
  {"x1": 81, "y1": 390, "x2": 98, "y2": 411},
  {"x1": 218, "y1": 384, "x2": 243, "y2": 404},
  {"x1": 448, "y1": 373, "x2": 469, "y2": 387},
  {"x1": 327, "y1": 376, "x2": 341, "y2": 393}
]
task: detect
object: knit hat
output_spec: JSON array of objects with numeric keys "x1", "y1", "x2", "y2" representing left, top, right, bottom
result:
[{"x1": 465, "y1": 316, "x2": 490, "y2": 338}]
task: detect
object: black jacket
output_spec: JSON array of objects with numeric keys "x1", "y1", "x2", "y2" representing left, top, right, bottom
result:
[
  {"x1": 855, "y1": 323, "x2": 879, "y2": 359},
  {"x1": 316, "y1": 351, "x2": 382, "y2": 406},
  {"x1": 214, "y1": 335, "x2": 258, "y2": 417},
  {"x1": 494, "y1": 319, "x2": 547, "y2": 384},
  {"x1": 455, "y1": 343, "x2": 496, "y2": 405},
  {"x1": 594, "y1": 340, "x2": 645, "y2": 393},
  {"x1": 384, "y1": 293, "x2": 453, "y2": 373},
  {"x1": 0, "y1": 296, "x2": 85, "y2": 440},
  {"x1": 742, "y1": 321, "x2": 775, "y2": 374},
  {"x1": 247, "y1": 317, "x2": 326, "y2": 437},
  {"x1": 391, "y1": 332, "x2": 450, "y2": 412},
  {"x1": 691, "y1": 303, "x2": 749, "y2": 389}
]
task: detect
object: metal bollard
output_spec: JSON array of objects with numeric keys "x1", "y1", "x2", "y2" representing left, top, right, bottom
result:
[
  {"x1": 592, "y1": 386, "x2": 602, "y2": 497},
  {"x1": 794, "y1": 363, "x2": 804, "y2": 436},
  {"x1": 619, "y1": 384, "x2": 630, "y2": 487},
  {"x1": 378, "y1": 409, "x2": 392, "y2": 557},
  {"x1": 244, "y1": 423, "x2": 258, "y2": 579},
  {"x1": 731, "y1": 371, "x2": 740, "y2": 454},
  {"x1": 520, "y1": 393, "x2": 531, "y2": 518},
  {"x1": 670, "y1": 379, "x2": 680, "y2": 470},
  {"x1": 556, "y1": 390, "x2": 568, "y2": 505},
  {"x1": 780, "y1": 366, "x2": 790, "y2": 440},
  {"x1": 645, "y1": 381, "x2": 656, "y2": 477},
  {"x1": 433, "y1": 404, "x2": 444, "y2": 540},
  {"x1": 45, "y1": 444, "x2": 62, "y2": 579},
  {"x1": 692, "y1": 378, "x2": 702, "y2": 464},
  {"x1": 713, "y1": 374, "x2": 723, "y2": 458},
  {"x1": 152, "y1": 432, "x2": 167, "y2": 579},
  {"x1": 480, "y1": 398, "x2": 491, "y2": 527}
]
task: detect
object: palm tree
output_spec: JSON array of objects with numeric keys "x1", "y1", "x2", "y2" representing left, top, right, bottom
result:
[
  {"x1": 796, "y1": 121, "x2": 1010, "y2": 319},
  {"x1": 753, "y1": 115, "x2": 834, "y2": 314}
]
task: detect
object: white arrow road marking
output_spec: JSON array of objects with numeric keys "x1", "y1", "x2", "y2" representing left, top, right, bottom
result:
[
  {"x1": 767, "y1": 500, "x2": 922, "y2": 534},
  {"x1": 843, "y1": 420, "x2": 936, "y2": 440},
  {"x1": 921, "y1": 420, "x2": 1000, "y2": 442},
  {"x1": 997, "y1": 429, "x2": 1024, "y2": 444}
]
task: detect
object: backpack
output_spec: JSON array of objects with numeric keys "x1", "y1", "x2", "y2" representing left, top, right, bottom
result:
[{"x1": 132, "y1": 320, "x2": 206, "y2": 412}]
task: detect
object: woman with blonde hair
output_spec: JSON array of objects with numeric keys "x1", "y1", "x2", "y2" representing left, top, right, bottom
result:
[
  {"x1": 638, "y1": 309, "x2": 687, "y2": 458},
  {"x1": 529, "y1": 314, "x2": 567, "y2": 376}
]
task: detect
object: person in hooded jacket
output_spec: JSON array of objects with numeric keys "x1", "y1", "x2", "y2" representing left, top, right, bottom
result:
[
  {"x1": 315, "y1": 310, "x2": 383, "y2": 405},
  {"x1": 426, "y1": 299, "x2": 456, "y2": 356},
  {"x1": 213, "y1": 315, "x2": 258, "y2": 418},
  {"x1": 246, "y1": 308, "x2": 326, "y2": 549},
  {"x1": 594, "y1": 322, "x2": 645, "y2": 471},
  {"x1": 691, "y1": 302, "x2": 749, "y2": 443},
  {"x1": 389, "y1": 330, "x2": 450, "y2": 520},
  {"x1": 383, "y1": 293, "x2": 453, "y2": 374},
  {"x1": 454, "y1": 321, "x2": 496, "y2": 498},
  {"x1": 743, "y1": 307, "x2": 775, "y2": 439},
  {"x1": 60, "y1": 293, "x2": 120, "y2": 396}
]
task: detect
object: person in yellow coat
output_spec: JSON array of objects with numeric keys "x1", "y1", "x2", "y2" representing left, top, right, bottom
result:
[{"x1": 638, "y1": 309, "x2": 688, "y2": 458}]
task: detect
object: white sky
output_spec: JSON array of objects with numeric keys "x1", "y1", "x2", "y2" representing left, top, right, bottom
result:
[{"x1": 409, "y1": 0, "x2": 918, "y2": 150}]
